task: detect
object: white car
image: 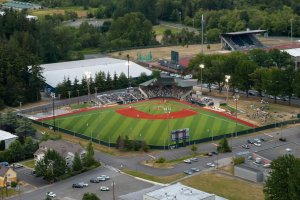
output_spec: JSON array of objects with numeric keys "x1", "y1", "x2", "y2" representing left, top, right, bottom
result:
[
  {"x1": 100, "y1": 186, "x2": 110, "y2": 191},
  {"x1": 190, "y1": 157, "x2": 198, "y2": 162},
  {"x1": 253, "y1": 142, "x2": 261, "y2": 147},
  {"x1": 183, "y1": 159, "x2": 192, "y2": 164},
  {"x1": 206, "y1": 162, "x2": 216, "y2": 167},
  {"x1": 101, "y1": 175, "x2": 110, "y2": 180},
  {"x1": 78, "y1": 182, "x2": 88, "y2": 187},
  {"x1": 191, "y1": 168, "x2": 200, "y2": 172},
  {"x1": 46, "y1": 192, "x2": 56, "y2": 198},
  {"x1": 97, "y1": 176, "x2": 106, "y2": 181}
]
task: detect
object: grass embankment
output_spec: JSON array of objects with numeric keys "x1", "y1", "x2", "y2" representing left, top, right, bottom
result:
[
  {"x1": 182, "y1": 172, "x2": 264, "y2": 200},
  {"x1": 20, "y1": 159, "x2": 35, "y2": 168},
  {"x1": 123, "y1": 168, "x2": 185, "y2": 184}
]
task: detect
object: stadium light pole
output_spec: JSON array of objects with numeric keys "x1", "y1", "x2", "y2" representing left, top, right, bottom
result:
[
  {"x1": 199, "y1": 64, "x2": 204, "y2": 95},
  {"x1": 85, "y1": 71, "x2": 92, "y2": 102},
  {"x1": 179, "y1": 11, "x2": 182, "y2": 24},
  {"x1": 201, "y1": 14, "x2": 204, "y2": 54},
  {"x1": 225, "y1": 75, "x2": 231, "y2": 102},
  {"x1": 126, "y1": 54, "x2": 131, "y2": 88},
  {"x1": 68, "y1": 91, "x2": 71, "y2": 106},
  {"x1": 77, "y1": 89, "x2": 79, "y2": 105},
  {"x1": 233, "y1": 94, "x2": 240, "y2": 138},
  {"x1": 51, "y1": 92, "x2": 56, "y2": 132}
]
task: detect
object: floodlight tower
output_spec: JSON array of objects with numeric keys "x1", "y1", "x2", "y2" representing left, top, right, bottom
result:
[
  {"x1": 85, "y1": 72, "x2": 92, "y2": 101},
  {"x1": 225, "y1": 75, "x2": 231, "y2": 102}
]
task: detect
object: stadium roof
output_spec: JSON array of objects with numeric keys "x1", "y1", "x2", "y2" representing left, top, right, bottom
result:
[
  {"x1": 222, "y1": 30, "x2": 267, "y2": 35},
  {"x1": 2, "y1": 1, "x2": 41, "y2": 9},
  {"x1": 41, "y1": 57, "x2": 152, "y2": 88},
  {"x1": 139, "y1": 77, "x2": 197, "y2": 87},
  {"x1": 0, "y1": 130, "x2": 18, "y2": 141}
]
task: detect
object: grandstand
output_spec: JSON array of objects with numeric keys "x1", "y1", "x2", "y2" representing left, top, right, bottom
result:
[
  {"x1": 221, "y1": 30, "x2": 266, "y2": 51},
  {"x1": 1, "y1": 1, "x2": 41, "y2": 10},
  {"x1": 139, "y1": 74, "x2": 197, "y2": 100}
]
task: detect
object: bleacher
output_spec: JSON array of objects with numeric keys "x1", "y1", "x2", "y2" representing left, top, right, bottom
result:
[{"x1": 221, "y1": 30, "x2": 266, "y2": 51}]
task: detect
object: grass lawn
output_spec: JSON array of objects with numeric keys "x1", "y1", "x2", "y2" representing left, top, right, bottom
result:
[
  {"x1": 123, "y1": 168, "x2": 185, "y2": 184},
  {"x1": 153, "y1": 24, "x2": 181, "y2": 35},
  {"x1": 29, "y1": 7, "x2": 96, "y2": 18},
  {"x1": 20, "y1": 159, "x2": 35, "y2": 168},
  {"x1": 43, "y1": 99, "x2": 251, "y2": 146},
  {"x1": 182, "y1": 172, "x2": 264, "y2": 200}
]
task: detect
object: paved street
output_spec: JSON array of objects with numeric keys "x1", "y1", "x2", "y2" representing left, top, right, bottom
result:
[{"x1": 10, "y1": 167, "x2": 153, "y2": 200}]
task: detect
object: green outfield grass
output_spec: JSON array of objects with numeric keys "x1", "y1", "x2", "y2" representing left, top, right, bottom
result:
[{"x1": 44, "y1": 99, "x2": 252, "y2": 146}]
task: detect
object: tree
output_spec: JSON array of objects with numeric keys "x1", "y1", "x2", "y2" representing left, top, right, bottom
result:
[
  {"x1": 217, "y1": 138, "x2": 231, "y2": 153},
  {"x1": 191, "y1": 144, "x2": 197, "y2": 153},
  {"x1": 8, "y1": 140, "x2": 24, "y2": 161},
  {"x1": 83, "y1": 142, "x2": 96, "y2": 167},
  {"x1": 0, "y1": 140, "x2": 5, "y2": 151},
  {"x1": 73, "y1": 152, "x2": 83, "y2": 171},
  {"x1": 82, "y1": 193, "x2": 100, "y2": 200},
  {"x1": 264, "y1": 155, "x2": 300, "y2": 200},
  {"x1": 23, "y1": 136, "x2": 38, "y2": 159},
  {"x1": 15, "y1": 119, "x2": 36, "y2": 143}
]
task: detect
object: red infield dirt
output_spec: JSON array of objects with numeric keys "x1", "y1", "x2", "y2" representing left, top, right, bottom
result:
[{"x1": 116, "y1": 107, "x2": 197, "y2": 120}]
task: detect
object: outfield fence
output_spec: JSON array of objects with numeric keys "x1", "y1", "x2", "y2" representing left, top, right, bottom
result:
[{"x1": 27, "y1": 116, "x2": 300, "y2": 150}]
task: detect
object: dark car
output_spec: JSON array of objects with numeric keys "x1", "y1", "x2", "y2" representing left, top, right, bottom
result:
[
  {"x1": 247, "y1": 139, "x2": 255, "y2": 144},
  {"x1": 211, "y1": 151, "x2": 218, "y2": 155},
  {"x1": 72, "y1": 183, "x2": 83, "y2": 188},
  {"x1": 90, "y1": 178, "x2": 100, "y2": 183},
  {"x1": 242, "y1": 144, "x2": 250, "y2": 149},
  {"x1": 279, "y1": 137, "x2": 287, "y2": 142}
]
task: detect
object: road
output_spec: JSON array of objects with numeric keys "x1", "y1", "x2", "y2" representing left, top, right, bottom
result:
[{"x1": 10, "y1": 166, "x2": 153, "y2": 200}]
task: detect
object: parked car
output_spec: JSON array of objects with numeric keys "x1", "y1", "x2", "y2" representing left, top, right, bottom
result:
[
  {"x1": 78, "y1": 182, "x2": 88, "y2": 187},
  {"x1": 253, "y1": 142, "x2": 261, "y2": 147},
  {"x1": 184, "y1": 170, "x2": 193, "y2": 175},
  {"x1": 72, "y1": 183, "x2": 84, "y2": 188},
  {"x1": 206, "y1": 162, "x2": 216, "y2": 167},
  {"x1": 191, "y1": 168, "x2": 200, "y2": 172},
  {"x1": 46, "y1": 192, "x2": 56, "y2": 198},
  {"x1": 100, "y1": 186, "x2": 110, "y2": 191},
  {"x1": 242, "y1": 144, "x2": 250, "y2": 149},
  {"x1": 97, "y1": 176, "x2": 106, "y2": 181},
  {"x1": 206, "y1": 152, "x2": 213, "y2": 157},
  {"x1": 279, "y1": 137, "x2": 287, "y2": 142},
  {"x1": 183, "y1": 159, "x2": 192, "y2": 164},
  {"x1": 101, "y1": 175, "x2": 110, "y2": 180},
  {"x1": 190, "y1": 157, "x2": 198, "y2": 162},
  {"x1": 90, "y1": 178, "x2": 100, "y2": 183},
  {"x1": 211, "y1": 151, "x2": 218, "y2": 155},
  {"x1": 247, "y1": 139, "x2": 255, "y2": 144},
  {"x1": 11, "y1": 163, "x2": 23, "y2": 168}
]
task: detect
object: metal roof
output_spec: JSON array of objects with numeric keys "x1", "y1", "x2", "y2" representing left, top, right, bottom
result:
[
  {"x1": 41, "y1": 57, "x2": 152, "y2": 88},
  {"x1": 281, "y1": 48, "x2": 300, "y2": 57},
  {"x1": 0, "y1": 130, "x2": 18, "y2": 141},
  {"x1": 222, "y1": 30, "x2": 267, "y2": 35}
]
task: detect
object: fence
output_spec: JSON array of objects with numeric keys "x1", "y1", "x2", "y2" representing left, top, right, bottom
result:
[{"x1": 28, "y1": 116, "x2": 300, "y2": 150}]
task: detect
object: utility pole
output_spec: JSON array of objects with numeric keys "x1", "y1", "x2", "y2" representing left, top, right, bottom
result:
[
  {"x1": 201, "y1": 14, "x2": 204, "y2": 54},
  {"x1": 77, "y1": 89, "x2": 79, "y2": 105},
  {"x1": 51, "y1": 93, "x2": 56, "y2": 132},
  {"x1": 95, "y1": 87, "x2": 97, "y2": 102},
  {"x1": 291, "y1": 19, "x2": 293, "y2": 42},
  {"x1": 127, "y1": 54, "x2": 130, "y2": 88},
  {"x1": 68, "y1": 91, "x2": 71, "y2": 106},
  {"x1": 112, "y1": 181, "x2": 115, "y2": 200}
]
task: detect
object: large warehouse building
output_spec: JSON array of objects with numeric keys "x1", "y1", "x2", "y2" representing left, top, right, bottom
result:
[
  {"x1": 0, "y1": 130, "x2": 18, "y2": 149},
  {"x1": 41, "y1": 57, "x2": 152, "y2": 92}
]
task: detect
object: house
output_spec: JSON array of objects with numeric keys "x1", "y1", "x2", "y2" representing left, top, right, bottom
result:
[
  {"x1": 0, "y1": 167, "x2": 17, "y2": 187},
  {"x1": 0, "y1": 130, "x2": 18, "y2": 150},
  {"x1": 34, "y1": 140, "x2": 86, "y2": 167}
]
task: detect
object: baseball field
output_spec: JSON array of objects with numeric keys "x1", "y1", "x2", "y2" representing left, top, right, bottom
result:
[{"x1": 42, "y1": 99, "x2": 256, "y2": 146}]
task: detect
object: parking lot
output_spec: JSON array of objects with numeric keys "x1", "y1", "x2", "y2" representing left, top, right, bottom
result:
[{"x1": 11, "y1": 166, "x2": 154, "y2": 200}]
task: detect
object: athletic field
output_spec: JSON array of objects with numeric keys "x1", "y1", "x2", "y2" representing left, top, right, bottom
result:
[{"x1": 42, "y1": 99, "x2": 255, "y2": 146}]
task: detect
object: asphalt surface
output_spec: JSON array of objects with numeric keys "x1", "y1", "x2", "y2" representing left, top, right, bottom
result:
[{"x1": 10, "y1": 166, "x2": 153, "y2": 200}]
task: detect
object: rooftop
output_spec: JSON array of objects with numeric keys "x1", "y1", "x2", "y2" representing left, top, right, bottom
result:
[
  {"x1": 41, "y1": 57, "x2": 152, "y2": 88},
  {"x1": 35, "y1": 140, "x2": 85, "y2": 158},
  {"x1": 281, "y1": 48, "x2": 300, "y2": 57},
  {"x1": 222, "y1": 30, "x2": 267, "y2": 35},
  {"x1": 235, "y1": 164, "x2": 262, "y2": 173},
  {"x1": 144, "y1": 183, "x2": 227, "y2": 200},
  {"x1": 0, "y1": 130, "x2": 18, "y2": 141}
]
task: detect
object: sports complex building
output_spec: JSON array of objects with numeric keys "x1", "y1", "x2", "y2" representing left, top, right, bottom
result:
[{"x1": 41, "y1": 57, "x2": 152, "y2": 92}]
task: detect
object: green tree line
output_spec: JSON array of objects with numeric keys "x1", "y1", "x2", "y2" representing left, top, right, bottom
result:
[{"x1": 188, "y1": 49, "x2": 300, "y2": 105}]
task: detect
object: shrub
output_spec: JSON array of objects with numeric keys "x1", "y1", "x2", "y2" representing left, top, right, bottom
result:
[
  {"x1": 10, "y1": 182, "x2": 17, "y2": 188},
  {"x1": 191, "y1": 144, "x2": 197, "y2": 153},
  {"x1": 143, "y1": 145, "x2": 149, "y2": 152},
  {"x1": 155, "y1": 157, "x2": 166, "y2": 163},
  {"x1": 233, "y1": 157, "x2": 245, "y2": 165}
]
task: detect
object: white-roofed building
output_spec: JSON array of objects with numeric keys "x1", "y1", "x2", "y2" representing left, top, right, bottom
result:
[
  {"x1": 41, "y1": 57, "x2": 152, "y2": 90},
  {"x1": 143, "y1": 183, "x2": 227, "y2": 200},
  {"x1": 281, "y1": 48, "x2": 300, "y2": 69},
  {"x1": 0, "y1": 130, "x2": 18, "y2": 149}
]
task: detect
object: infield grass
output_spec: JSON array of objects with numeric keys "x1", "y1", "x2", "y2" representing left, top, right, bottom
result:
[{"x1": 44, "y1": 99, "x2": 252, "y2": 146}]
